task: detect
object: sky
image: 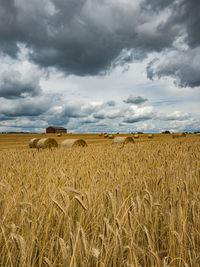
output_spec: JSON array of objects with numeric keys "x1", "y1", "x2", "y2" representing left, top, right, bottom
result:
[{"x1": 0, "y1": 0, "x2": 199, "y2": 133}]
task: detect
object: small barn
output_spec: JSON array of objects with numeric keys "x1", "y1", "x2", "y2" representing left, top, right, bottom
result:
[{"x1": 46, "y1": 126, "x2": 67, "y2": 134}]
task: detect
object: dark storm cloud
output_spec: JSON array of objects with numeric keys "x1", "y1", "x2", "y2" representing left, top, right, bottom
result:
[
  {"x1": 0, "y1": 0, "x2": 20, "y2": 57},
  {"x1": 146, "y1": 47, "x2": 200, "y2": 87},
  {"x1": 0, "y1": 70, "x2": 41, "y2": 99},
  {"x1": 0, "y1": 0, "x2": 200, "y2": 86},
  {"x1": 123, "y1": 95, "x2": 147, "y2": 105},
  {"x1": 144, "y1": 0, "x2": 200, "y2": 87}
]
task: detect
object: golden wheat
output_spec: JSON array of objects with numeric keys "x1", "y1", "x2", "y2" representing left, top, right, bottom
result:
[{"x1": 0, "y1": 134, "x2": 199, "y2": 266}]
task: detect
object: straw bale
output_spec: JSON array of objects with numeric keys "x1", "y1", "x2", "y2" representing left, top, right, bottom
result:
[
  {"x1": 104, "y1": 133, "x2": 108, "y2": 138},
  {"x1": 36, "y1": 138, "x2": 58, "y2": 149},
  {"x1": 112, "y1": 136, "x2": 134, "y2": 145},
  {"x1": 148, "y1": 134, "x2": 153, "y2": 138},
  {"x1": 172, "y1": 132, "x2": 186, "y2": 138},
  {"x1": 134, "y1": 134, "x2": 139, "y2": 139},
  {"x1": 108, "y1": 134, "x2": 114, "y2": 139},
  {"x1": 57, "y1": 133, "x2": 62, "y2": 137},
  {"x1": 61, "y1": 139, "x2": 87, "y2": 148},
  {"x1": 29, "y1": 138, "x2": 40, "y2": 148}
]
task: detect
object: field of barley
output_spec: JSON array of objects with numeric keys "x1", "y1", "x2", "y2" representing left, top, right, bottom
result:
[{"x1": 0, "y1": 133, "x2": 200, "y2": 266}]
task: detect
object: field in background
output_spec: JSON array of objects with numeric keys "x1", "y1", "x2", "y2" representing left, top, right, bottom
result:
[
  {"x1": 0, "y1": 134, "x2": 200, "y2": 266},
  {"x1": 0, "y1": 133, "x2": 173, "y2": 151}
]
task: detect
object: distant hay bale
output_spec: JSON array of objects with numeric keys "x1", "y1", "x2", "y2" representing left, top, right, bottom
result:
[
  {"x1": 29, "y1": 138, "x2": 40, "y2": 148},
  {"x1": 148, "y1": 134, "x2": 153, "y2": 138},
  {"x1": 196, "y1": 133, "x2": 200, "y2": 136},
  {"x1": 112, "y1": 136, "x2": 134, "y2": 145},
  {"x1": 61, "y1": 139, "x2": 87, "y2": 148},
  {"x1": 36, "y1": 138, "x2": 58, "y2": 149},
  {"x1": 104, "y1": 133, "x2": 108, "y2": 138},
  {"x1": 134, "y1": 134, "x2": 139, "y2": 139},
  {"x1": 57, "y1": 133, "x2": 62, "y2": 137},
  {"x1": 172, "y1": 132, "x2": 186, "y2": 138},
  {"x1": 108, "y1": 134, "x2": 114, "y2": 139},
  {"x1": 99, "y1": 133, "x2": 103, "y2": 136},
  {"x1": 116, "y1": 132, "x2": 119, "y2": 135}
]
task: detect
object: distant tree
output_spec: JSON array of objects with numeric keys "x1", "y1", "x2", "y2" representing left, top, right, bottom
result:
[
  {"x1": 162, "y1": 130, "x2": 171, "y2": 134},
  {"x1": 137, "y1": 132, "x2": 143, "y2": 134}
]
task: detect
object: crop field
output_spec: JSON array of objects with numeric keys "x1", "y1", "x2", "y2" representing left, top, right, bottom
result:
[{"x1": 0, "y1": 133, "x2": 200, "y2": 266}]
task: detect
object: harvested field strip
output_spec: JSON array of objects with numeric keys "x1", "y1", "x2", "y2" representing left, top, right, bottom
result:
[{"x1": 0, "y1": 133, "x2": 174, "y2": 150}]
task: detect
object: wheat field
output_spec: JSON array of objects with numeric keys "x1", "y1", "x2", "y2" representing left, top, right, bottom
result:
[{"x1": 0, "y1": 133, "x2": 200, "y2": 266}]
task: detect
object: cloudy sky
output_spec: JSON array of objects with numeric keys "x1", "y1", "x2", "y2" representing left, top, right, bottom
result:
[{"x1": 0, "y1": 0, "x2": 199, "y2": 133}]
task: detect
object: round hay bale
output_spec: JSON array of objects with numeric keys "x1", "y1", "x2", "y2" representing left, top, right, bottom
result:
[
  {"x1": 36, "y1": 138, "x2": 58, "y2": 149},
  {"x1": 99, "y1": 133, "x2": 103, "y2": 136},
  {"x1": 57, "y1": 133, "x2": 62, "y2": 137},
  {"x1": 29, "y1": 138, "x2": 40, "y2": 148},
  {"x1": 112, "y1": 136, "x2": 134, "y2": 145},
  {"x1": 148, "y1": 134, "x2": 153, "y2": 138},
  {"x1": 61, "y1": 139, "x2": 87, "y2": 148},
  {"x1": 196, "y1": 133, "x2": 200, "y2": 136},
  {"x1": 104, "y1": 134, "x2": 108, "y2": 138},
  {"x1": 172, "y1": 132, "x2": 186, "y2": 138},
  {"x1": 134, "y1": 134, "x2": 139, "y2": 139},
  {"x1": 108, "y1": 134, "x2": 114, "y2": 139}
]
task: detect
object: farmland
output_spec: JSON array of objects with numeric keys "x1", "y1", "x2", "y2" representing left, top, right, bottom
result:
[{"x1": 0, "y1": 133, "x2": 200, "y2": 266}]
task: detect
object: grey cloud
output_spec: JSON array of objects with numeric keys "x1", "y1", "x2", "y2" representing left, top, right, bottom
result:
[
  {"x1": 141, "y1": 0, "x2": 200, "y2": 48},
  {"x1": 0, "y1": 0, "x2": 20, "y2": 57},
  {"x1": 62, "y1": 103, "x2": 98, "y2": 118},
  {"x1": 146, "y1": 47, "x2": 200, "y2": 87},
  {"x1": 0, "y1": 69, "x2": 41, "y2": 99},
  {"x1": 124, "y1": 95, "x2": 148, "y2": 104},
  {"x1": 93, "y1": 114, "x2": 105, "y2": 120},
  {"x1": 62, "y1": 100, "x2": 118, "y2": 120},
  {"x1": 0, "y1": 118, "x2": 46, "y2": 128},
  {"x1": 123, "y1": 105, "x2": 155, "y2": 123},
  {"x1": 62, "y1": 105, "x2": 84, "y2": 118},
  {"x1": 93, "y1": 111, "x2": 121, "y2": 120},
  {"x1": 106, "y1": 101, "x2": 116, "y2": 107},
  {"x1": 124, "y1": 116, "x2": 152, "y2": 123},
  {"x1": 0, "y1": 0, "x2": 181, "y2": 76},
  {"x1": 0, "y1": 97, "x2": 51, "y2": 117},
  {"x1": 80, "y1": 118, "x2": 99, "y2": 125},
  {"x1": 0, "y1": 0, "x2": 199, "y2": 88},
  {"x1": 157, "y1": 111, "x2": 190, "y2": 121}
]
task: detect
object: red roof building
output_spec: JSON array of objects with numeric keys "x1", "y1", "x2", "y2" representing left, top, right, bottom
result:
[{"x1": 46, "y1": 126, "x2": 67, "y2": 134}]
